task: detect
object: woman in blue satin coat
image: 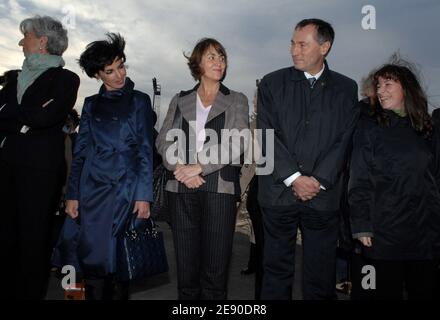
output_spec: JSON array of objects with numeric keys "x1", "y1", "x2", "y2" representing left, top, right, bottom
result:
[{"x1": 53, "y1": 33, "x2": 153, "y2": 299}]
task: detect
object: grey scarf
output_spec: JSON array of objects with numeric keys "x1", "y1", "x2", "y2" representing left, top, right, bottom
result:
[{"x1": 17, "y1": 53, "x2": 65, "y2": 104}]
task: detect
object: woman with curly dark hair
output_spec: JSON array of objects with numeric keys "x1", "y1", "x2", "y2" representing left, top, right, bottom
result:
[
  {"x1": 349, "y1": 63, "x2": 440, "y2": 299},
  {"x1": 53, "y1": 33, "x2": 154, "y2": 300}
]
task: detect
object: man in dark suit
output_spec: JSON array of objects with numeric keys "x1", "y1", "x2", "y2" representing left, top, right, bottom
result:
[{"x1": 257, "y1": 18, "x2": 359, "y2": 299}]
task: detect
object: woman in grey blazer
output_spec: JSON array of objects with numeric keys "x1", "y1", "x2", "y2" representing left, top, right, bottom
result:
[{"x1": 157, "y1": 38, "x2": 249, "y2": 300}]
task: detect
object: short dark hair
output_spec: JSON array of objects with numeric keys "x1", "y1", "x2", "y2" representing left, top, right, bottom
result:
[
  {"x1": 78, "y1": 33, "x2": 126, "y2": 78},
  {"x1": 185, "y1": 38, "x2": 227, "y2": 81},
  {"x1": 372, "y1": 64, "x2": 432, "y2": 138},
  {"x1": 295, "y1": 18, "x2": 335, "y2": 55}
]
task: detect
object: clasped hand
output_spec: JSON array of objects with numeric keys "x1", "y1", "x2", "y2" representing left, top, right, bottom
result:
[
  {"x1": 174, "y1": 164, "x2": 205, "y2": 189},
  {"x1": 358, "y1": 236, "x2": 372, "y2": 247},
  {"x1": 292, "y1": 176, "x2": 321, "y2": 201}
]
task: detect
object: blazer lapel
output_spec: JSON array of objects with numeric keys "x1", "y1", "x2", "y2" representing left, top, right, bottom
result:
[
  {"x1": 206, "y1": 84, "x2": 231, "y2": 123},
  {"x1": 178, "y1": 83, "x2": 232, "y2": 124},
  {"x1": 308, "y1": 62, "x2": 333, "y2": 115},
  {"x1": 178, "y1": 90, "x2": 197, "y2": 123}
]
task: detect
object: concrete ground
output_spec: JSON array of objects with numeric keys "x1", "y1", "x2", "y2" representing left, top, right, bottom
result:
[{"x1": 46, "y1": 221, "x2": 347, "y2": 300}]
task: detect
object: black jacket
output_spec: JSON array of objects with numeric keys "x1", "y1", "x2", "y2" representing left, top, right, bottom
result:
[
  {"x1": 0, "y1": 67, "x2": 80, "y2": 171},
  {"x1": 349, "y1": 112, "x2": 440, "y2": 260},
  {"x1": 257, "y1": 62, "x2": 359, "y2": 211}
]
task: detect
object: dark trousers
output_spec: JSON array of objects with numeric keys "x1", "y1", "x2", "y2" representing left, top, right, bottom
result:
[
  {"x1": 261, "y1": 205, "x2": 339, "y2": 300},
  {"x1": 0, "y1": 160, "x2": 63, "y2": 299},
  {"x1": 352, "y1": 258, "x2": 439, "y2": 300},
  {"x1": 168, "y1": 191, "x2": 237, "y2": 300},
  {"x1": 247, "y1": 176, "x2": 264, "y2": 300}
]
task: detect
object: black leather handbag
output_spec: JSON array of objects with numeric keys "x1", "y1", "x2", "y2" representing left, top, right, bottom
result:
[
  {"x1": 116, "y1": 216, "x2": 169, "y2": 281},
  {"x1": 151, "y1": 164, "x2": 170, "y2": 222},
  {"x1": 151, "y1": 106, "x2": 181, "y2": 223}
]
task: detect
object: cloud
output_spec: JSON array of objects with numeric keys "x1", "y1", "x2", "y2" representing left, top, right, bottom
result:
[{"x1": 1, "y1": 0, "x2": 439, "y2": 122}]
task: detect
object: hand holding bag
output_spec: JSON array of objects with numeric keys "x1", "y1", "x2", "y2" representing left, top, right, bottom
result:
[{"x1": 116, "y1": 216, "x2": 169, "y2": 282}]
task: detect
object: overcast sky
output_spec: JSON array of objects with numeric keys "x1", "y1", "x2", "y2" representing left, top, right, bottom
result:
[{"x1": 1, "y1": 0, "x2": 439, "y2": 124}]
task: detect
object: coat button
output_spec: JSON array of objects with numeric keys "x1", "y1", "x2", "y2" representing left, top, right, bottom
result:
[
  {"x1": 112, "y1": 116, "x2": 118, "y2": 121},
  {"x1": 299, "y1": 164, "x2": 304, "y2": 169},
  {"x1": 305, "y1": 120, "x2": 310, "y2": 125}
]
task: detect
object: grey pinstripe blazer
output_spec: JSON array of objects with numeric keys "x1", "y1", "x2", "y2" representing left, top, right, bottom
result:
[{"x1": 156, "y1": 83, "x2": 249, "y2": 195}]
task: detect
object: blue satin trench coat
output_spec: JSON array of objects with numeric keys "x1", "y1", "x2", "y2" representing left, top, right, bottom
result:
[{"x1": 53, "y1": 78, "x2": 154, "y2": 276}]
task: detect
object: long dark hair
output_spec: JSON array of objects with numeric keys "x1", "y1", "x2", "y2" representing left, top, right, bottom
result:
[{"x1": 371, "y1": 64, "x2": 432, "y2": 138}]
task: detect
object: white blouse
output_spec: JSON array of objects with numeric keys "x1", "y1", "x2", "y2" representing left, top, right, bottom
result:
[{"x1": 196, "y1": 93, "x2": 212, "y2": 152}]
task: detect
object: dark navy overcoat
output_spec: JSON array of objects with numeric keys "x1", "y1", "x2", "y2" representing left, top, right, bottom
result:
[{"x1": 53, "y1": 78, "x2": 153, "y2": 276}]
